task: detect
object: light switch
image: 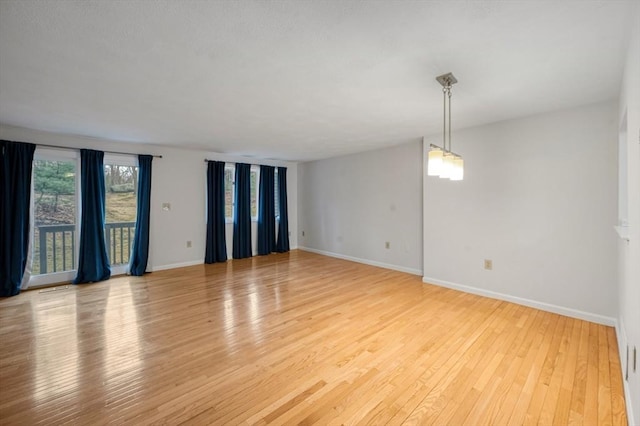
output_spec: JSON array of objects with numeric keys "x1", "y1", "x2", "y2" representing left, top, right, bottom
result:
[{"x1": 162, "y1": 203, "x2": 171, "y2": 211}]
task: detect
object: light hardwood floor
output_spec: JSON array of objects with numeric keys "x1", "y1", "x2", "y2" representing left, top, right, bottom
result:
[{"x1": 0, "y1": 250, "x2": 627, "y2": 425}]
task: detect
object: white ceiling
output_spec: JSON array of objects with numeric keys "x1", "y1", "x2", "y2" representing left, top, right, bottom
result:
[{"x1": 0, "y1": 0, "x2": 634, "y2": 161}]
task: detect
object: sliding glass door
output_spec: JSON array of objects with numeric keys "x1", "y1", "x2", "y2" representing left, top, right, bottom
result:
[
  {"x1": 103, "y1": 154, "x2": 138, "y2": 275},
  {"x1": 29, "y1": 148, "x2": 80, "y2": 286},
  {"x1": 28, "y1": 150, "x2": 139, "y2": 285}
]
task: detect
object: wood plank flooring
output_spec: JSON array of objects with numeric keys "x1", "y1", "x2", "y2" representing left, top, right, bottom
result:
[{"x1": 0, "y1": 250, "x2": 627, "y2": 425}]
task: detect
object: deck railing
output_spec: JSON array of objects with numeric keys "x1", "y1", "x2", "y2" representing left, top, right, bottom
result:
[
  {"x1": 37, "y1": 224, "x2": 75, "y2": 274},
  {"x1": 36, "y1": 222, "x2": 135, "y2": 274},
  {"x1": 104, "y1": 221, "x2": 136, "y2": 266}
]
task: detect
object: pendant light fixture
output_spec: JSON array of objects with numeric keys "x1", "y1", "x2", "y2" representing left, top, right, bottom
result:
[{"x1": 427, "y1": 72, "x2": 463, "y2": 181}]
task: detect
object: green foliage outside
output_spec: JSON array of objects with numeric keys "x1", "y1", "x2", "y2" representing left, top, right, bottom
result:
[{"x1": 34, "y1": 160, "x2": 75, "y2": 213}]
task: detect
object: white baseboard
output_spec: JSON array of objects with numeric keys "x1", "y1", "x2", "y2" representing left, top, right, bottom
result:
[
  {"x1": 149, "y1": 250, "x2": 300, "y2": 273},
  {"x1": 616, "y1": 319, "x2": 636, "y2": 426},
  {"x1": 422, "y1": 276, "x2": 617, "y2": 327},
  {"x1": 148, "y1": 260, "x2": 203, "y2": 272},
  {"x1": 298, "y1": 246, "x2": 422, "y2": 276}
]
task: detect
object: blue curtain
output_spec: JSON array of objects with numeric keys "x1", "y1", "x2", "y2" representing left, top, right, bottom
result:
[
  {"x1": 74, "y1": 149, "x2": 110, "y2": 284},
  {"x1": 275, "y1": 167, "x2": 290, "y2": 253},
  {"x1": 232, "y1": 163, "x2": 252, "y2": 259},
  {"x1": 129, "y1": 155, "x2": 153, "y2": 275},
  {"x1": 257, "y1": 165, "x2": 275, "y2": 255},
  {"x1": 0, "y1": 140, "x2": 36, "y2": 297},
  {"x1": 205, "y1": 161, "x2": 227, "y2": 263}
]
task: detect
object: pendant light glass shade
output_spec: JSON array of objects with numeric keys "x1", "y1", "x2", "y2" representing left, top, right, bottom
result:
[
  {"x1": 450, "y1": 156, "x2": 464, "y2": 181},
  {"x1": 439, "y1": 153, "x2": 455, "y2": 179},
  {"x1": 427, "y1": 147, "x2": 443, "y2": 176}
]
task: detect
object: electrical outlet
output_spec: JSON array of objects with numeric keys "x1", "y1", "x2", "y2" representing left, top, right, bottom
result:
[
  {"x1": 385, "y1": 241, "x2": 390, "y2": 249},
  {"x1": 186, "y1": 241, "x2": 192, "y2": 248},
  {"x1": 162, "y1": 202, "x2": 171, "y2": 211},
  {"x1": 484, "y1": 259, "x2": 493, "y2": 270}
]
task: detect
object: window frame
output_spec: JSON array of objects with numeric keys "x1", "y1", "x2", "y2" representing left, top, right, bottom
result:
[
  {"x1": 28, "y1": 147, "x2": 81, "y2": 288},
  {"x1": 224, "y1": 165, "x2": 235, "y2": 224},
  {"x1": 224, "y1": 164, "x2": 261, "y2": 223},
  {"x1": 274, "y1": 168, "x2": 280, "y2": 220},
  {"x1": 103, "y1": 154, "x2": 139, "y2": 275},
  {"x1": 250, "y1": 165, "x2": 260, "y2": 222}
]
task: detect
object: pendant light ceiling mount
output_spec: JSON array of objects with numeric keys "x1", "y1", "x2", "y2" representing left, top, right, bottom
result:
[
  {"x1": 427, "y1": 72, "x2": 464, "y2": 181},
  {"x1": 435, "y1": 72, "x2": 458, "y2": 87}
]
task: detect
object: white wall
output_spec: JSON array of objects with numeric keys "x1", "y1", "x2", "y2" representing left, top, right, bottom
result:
[
  {"x1": 0, "y1": 125, "x2": 298, "y2": 274},
  {"x1": 617, "y1": 3, "x2": 640, "y2": 423},
  {"x1": 297, "y1": 141, "x2": 423, "y2": 275},
  {"x1": 423, "y1": 101, "x2": 618, "y2": 324}
]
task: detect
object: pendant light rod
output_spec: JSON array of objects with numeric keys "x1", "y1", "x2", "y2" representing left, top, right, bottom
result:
[
  {"x1": 435, "y1": 72, "x2": 457, "y2": 153},
  {"x1": 428, "y1": 72, "x2": 463, "y2": 181},
  {"x1": 443, "y1": 84, "x2": 447, "y2": 151},
  {"x1": 448, "y1": 85, "x2": 452, "y2": 153}
]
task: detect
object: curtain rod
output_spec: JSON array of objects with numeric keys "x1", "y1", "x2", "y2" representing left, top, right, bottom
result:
[
  {"x1": 36, "y1": 142, "x2": 162, "y2": 158},
  {"x1": 204, "y1": 159, "x2": 244, "y2": 163},
  {"x1": 203, "y1": 159, "x2": 283, "y2": 164}
]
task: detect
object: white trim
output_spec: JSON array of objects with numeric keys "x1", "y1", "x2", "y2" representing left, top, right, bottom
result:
[
  {"x1": 148, "y1": 260, "x2": 203, "y2": 272},
  {"x1": 422, "y1": 276, "x2": 616, "y2": 326},
  {"x1": 204, "y1": 152, "x2": 294, "y2": 169},
  {"x1": 298, "y1": 246, "x2": 422, "y2": 276},
  {"x1": 28, "y1": 270, "x2": 76, "y2": 287},
  {"x1": 125, "y1": 248, "x2": 302, "y2": 274},
  {"x1": 34, "y1": 146, "x2": 78, "y2": 160},
  {"x1": 28, "y1": 152, "x2": 81, "y2": 288},
  {"x1": 103, "y1": 153, "x2": 138, "y2": 167},
  {"x1": 21, "y1": 172, "x2": 35, "y2": 290},
  {"x1": 111, "y1": 264, "x2": 129, "y2": 276},
  {"x1": 614, "y1": 225, "x2": 631, "y2": 241},
  {"x1": 616, "y1": 318, "x2": 636, "y2": 426}
]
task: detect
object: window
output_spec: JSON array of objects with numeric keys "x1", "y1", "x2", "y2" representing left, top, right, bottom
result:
[
  {"x1": 250, "y1": 166, "x2": 259, "y2": 220},
  {"x1": 104, "y1": 155, "x2": 138, "y2": 268},
  {"x1": 224, "y1": 164, "x2": 260, "y2": 222},
  {"x1": 30, "y1": 148, "x2": 80, "y2": 286},
  {"x1": 274, "y1": 168, "x2": 280, "y2": 218},
  {"x1": 224, "y1": 166, "x2": 234, "y2": 221}
]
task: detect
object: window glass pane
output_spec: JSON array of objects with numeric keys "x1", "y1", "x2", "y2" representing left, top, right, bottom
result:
[
  {"x1": 104, "y1": 164, "x2": 138, "y2": 265},
  {"x1": 250, "y1": 169, "x2": 258, "y2": 219},
  {"x1": 225, "y1": 167, "x2": 234, "y2": 219},
  {"x1": 32, "y1": 160, "x2": 77, "y2": 275},
  {"x1": 274, "y1": 169, "x2": 280, "y2": 218}
]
